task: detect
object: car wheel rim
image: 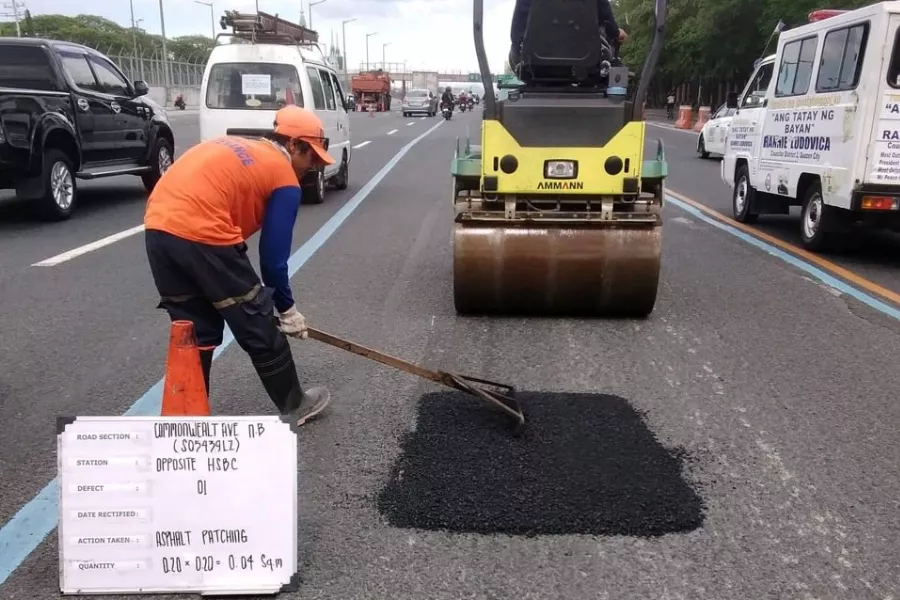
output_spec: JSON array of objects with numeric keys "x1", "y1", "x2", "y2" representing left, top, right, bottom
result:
[
  {"x1": 51, "y1": 161, "x2": 74, "y2": 210},
  {"x1": 735, "y1": 176, "x2": 748, "y2": 214},
  {"x1": 803, "y1": 193, "x2": 823, "y2": 239},
  {"x1": 158, "y1": 146, "x2": 173, "y2": 173}
]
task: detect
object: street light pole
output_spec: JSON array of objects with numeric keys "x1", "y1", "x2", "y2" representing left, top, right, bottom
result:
[
  {"x1": 309, "y1": 0, "x2": 328, "y2": 31},
  {"x1": 1, "y1": 0, "x2": 25, "y2": 36},
  {"x1": 158, "y1": 0, "x2": 170, "y2": 105},
  {"x1": 341, "y1": 18, "x2": 355, "y2": 75},
  {"x1": 382, "y1": 42, "x2": 390, "y2": 71},
  {"x1": 129, "y1": 0, "x2": 139, "y2": 79},
  {"x1": 193, "y1": 0, "x2": 215, "y2": 39},
  {"x1": 365, "y1": 31, "x2": 377, "y2": 72},
  {"x1": 130, "y1": 0, "x2": 139, "y2": 57}
]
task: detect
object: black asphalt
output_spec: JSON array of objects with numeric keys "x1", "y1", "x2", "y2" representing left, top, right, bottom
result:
[{"x1": 1, "y1": 108, "x2": 899, "y2": 599}]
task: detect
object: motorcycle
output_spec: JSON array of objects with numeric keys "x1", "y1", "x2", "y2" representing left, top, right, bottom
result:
[
  {"x1": 459, "y1": 99, "x2": 468, "y2": 112},
  {"x1": 174, "y1": 93, "x2": 186, "y2": 110},
  {"x1": 466, "y1": 98, "x2": 475, "y2": 110},
  {"x1": 441, "y1": 102, "x2": 453, "y2": 120}
]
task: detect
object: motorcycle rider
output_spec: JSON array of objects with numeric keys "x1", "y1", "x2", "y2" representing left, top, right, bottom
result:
[
  {"x1": 508, "y1": 0, "x2": 627, "y2": 68},
  {"x1": 440, "y1": 86, "x2": 455, "y2": 113}
]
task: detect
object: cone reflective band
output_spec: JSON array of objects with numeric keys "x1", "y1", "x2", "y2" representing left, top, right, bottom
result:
[{"x1": 545, "y1": 160, "x2": 576, "y2": 178}]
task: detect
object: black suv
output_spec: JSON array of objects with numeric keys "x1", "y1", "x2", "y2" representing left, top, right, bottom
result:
[{"x1": 0, "y1": 38, "x2": 175, "y2": 220}]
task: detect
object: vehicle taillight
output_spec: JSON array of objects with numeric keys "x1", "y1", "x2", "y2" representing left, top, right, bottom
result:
[
  {"x1": 861, "y1": 196, "x2": 899, "y2": 211},
  {"x1": 808, "y1": 9, "x2": 848, "y2": 22}
]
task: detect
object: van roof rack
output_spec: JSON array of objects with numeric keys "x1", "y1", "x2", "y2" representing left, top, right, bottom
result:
[{"x1": 215, "y1": 9, "x2": 322, "y2": 51}]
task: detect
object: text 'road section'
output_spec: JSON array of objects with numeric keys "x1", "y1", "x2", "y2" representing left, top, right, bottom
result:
[{"x1": 57, "y1": 416, "x2": 298, "y2": 595}]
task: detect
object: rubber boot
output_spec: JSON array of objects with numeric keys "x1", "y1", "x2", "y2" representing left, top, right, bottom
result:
[
  {"x1": 250, "y1": 338, "x2": 331, "y2": 424},
  {"x1": 199, "y1": 349, "x2": 214, "y2": 397}
]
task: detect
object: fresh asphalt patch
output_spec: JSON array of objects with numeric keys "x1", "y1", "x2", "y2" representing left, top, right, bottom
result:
[{"x1": 377, "y1": 391, "x2": 706, "y2": 537}]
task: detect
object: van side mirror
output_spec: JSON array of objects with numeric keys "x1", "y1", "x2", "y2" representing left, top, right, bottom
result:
[
  {"x1": 133, "y1": 80, "x2": 149, "y2": 97},
  {"x1": 725, "y1": 91, "x2": 738, "y2": 109}
]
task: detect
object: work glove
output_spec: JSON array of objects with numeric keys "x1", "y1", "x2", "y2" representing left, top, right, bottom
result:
[{"x1": 277, "y1": 306, "x2": 308, "y2": 339}]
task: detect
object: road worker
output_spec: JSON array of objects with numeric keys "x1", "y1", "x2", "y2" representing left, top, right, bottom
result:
[{"x1": 143, "y1": 105, "x2": 334, "y2": 425}]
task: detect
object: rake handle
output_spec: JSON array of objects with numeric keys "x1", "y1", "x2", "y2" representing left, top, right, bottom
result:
[{"x1": 305, "y1": 327, "x2": 451, "y2": 386}]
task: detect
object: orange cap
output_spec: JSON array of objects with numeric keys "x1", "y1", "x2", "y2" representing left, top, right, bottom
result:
[{"x1": 273, "y1": 105, "x2": 335, "y2": 165}]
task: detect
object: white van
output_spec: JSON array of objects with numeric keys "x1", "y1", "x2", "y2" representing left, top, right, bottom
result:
[
  {"x1": 200, "y1": 39, "x2": 351, "y2": 204},
  {"x1": 722, "y1": 3, "x2": 900, "y2": 250}
]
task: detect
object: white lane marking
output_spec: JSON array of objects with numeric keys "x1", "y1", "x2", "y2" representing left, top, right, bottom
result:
[
  {"x1": 32, "y1": 225, "x2": 146, "y2": 267},
  {"x1": 387, "y1": 129, "x2": 398, "y2": 135},
  {"x1": 406, "y1": 121, "x2": 415, "y2": 126},
  {"x1": 353, "y1": 140, "x2": 371, "y2": 148}
]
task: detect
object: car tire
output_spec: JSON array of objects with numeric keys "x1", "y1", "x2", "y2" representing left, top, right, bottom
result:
[
  {"x1": 697, "y1": 134, "x2": 710, "y2": 159},
  {"x1": 800, "y1": 180, "x2": 841, "y2": 252},
  {"x1": 142, "y1": 137, "x2": 174, "y2": 193},
  {"x1": 303, "y1": 169, "x2": 326, "y2": 204},
  {"x1": 33, "y1": 148, "x2": 77, "y2": 221},
  {"x1": 333, "y1": 151, "x2": 349, "y2": 190},
  {"x1": 732, "y1": 163, "x2": 758, "y2": 224}
]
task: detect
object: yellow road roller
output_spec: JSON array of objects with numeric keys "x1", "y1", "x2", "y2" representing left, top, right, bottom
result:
[{"x1": 451, "y1": 0, "x2": 669, "y2": 317}]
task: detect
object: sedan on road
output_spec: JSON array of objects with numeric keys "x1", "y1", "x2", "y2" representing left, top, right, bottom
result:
[
  {"x1": 696, "y1": 103, "x2": 736, "y2": 159},
  {"x1": 401, "y1": 88, "x2": 438, "y2": 117}
]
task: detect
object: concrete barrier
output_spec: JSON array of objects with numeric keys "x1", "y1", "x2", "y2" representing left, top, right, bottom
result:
[
  {"x1": 693, "y1": 106, "x2": 711, "y2": 132},
  {"x1": 674, "y1": 105, "x2": 693, "y2": 129}
]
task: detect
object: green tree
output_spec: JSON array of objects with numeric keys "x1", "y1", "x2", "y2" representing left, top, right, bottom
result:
[
  {"x1": 615, "y1": 0, "x2": 884, "y2": 106},
  {"x1": 0, "y1": 13, "x2": 213, "y2": 63}
]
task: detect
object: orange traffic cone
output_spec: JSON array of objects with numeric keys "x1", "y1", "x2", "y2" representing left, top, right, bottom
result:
[{"x1": 161, "y1": 320, "x2": 210, "y2": 416}]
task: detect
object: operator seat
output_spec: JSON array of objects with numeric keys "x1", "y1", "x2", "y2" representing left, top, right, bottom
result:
[
  {"x1": 499, "y1": 0, "x2": 632, "y2": 148},
  {"x1": 518, "y1": 0, "x2": 616, "y2": 86}
]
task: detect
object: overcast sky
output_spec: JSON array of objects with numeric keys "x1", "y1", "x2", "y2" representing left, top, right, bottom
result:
[{"x1": 8, "y1": 0, "x2": 516, "y2": 72}]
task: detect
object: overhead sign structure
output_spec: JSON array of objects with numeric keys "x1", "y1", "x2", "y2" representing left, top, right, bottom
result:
[{"x1": 57, "y1": 416, "x2": 299, "y2": 596}]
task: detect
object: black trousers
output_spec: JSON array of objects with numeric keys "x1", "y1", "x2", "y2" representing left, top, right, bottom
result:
[
  {"x1": 145, "y1": 229, "x2": 282, "y2": 356},
  {"x1": 145, "y1": 229, "x2": 305, "y2": 414}
]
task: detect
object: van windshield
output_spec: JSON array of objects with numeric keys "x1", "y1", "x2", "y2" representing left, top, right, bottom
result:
[{"x1": 205, "y1": 62, "x2": 304, "y2": 109}]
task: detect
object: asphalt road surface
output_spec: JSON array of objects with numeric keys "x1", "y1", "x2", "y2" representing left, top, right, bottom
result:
[{"x1": 1, "y1": 108, "x2": 899, "y2": 600}]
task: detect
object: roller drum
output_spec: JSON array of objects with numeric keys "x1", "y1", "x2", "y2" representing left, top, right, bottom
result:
[{"x1": 453, "y1": 223, "x2": 661, "y2": 316}]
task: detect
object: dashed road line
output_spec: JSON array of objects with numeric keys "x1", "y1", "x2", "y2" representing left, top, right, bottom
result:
[
  {"x1": 32, "y1": 225, "x2": 145, "y2": 267},
  {"x1": 353, "y1": 141, "x2": 371, "y2": 149},
  {"x1": 387, "y1": 129, "x2": 398, "y2": 135}
]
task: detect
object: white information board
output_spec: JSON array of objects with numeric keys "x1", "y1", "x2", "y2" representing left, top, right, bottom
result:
[
  {"x1": 241, "y1": 73, "x2": 272, "y2": 96},
  {"x1": 57, "y1": 416, "x2": 299, "y2": 596}
]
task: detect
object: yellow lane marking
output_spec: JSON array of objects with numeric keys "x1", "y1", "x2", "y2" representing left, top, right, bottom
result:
[{"x1": 668, "y1": 188, "x2": 900, "y2": 307}]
